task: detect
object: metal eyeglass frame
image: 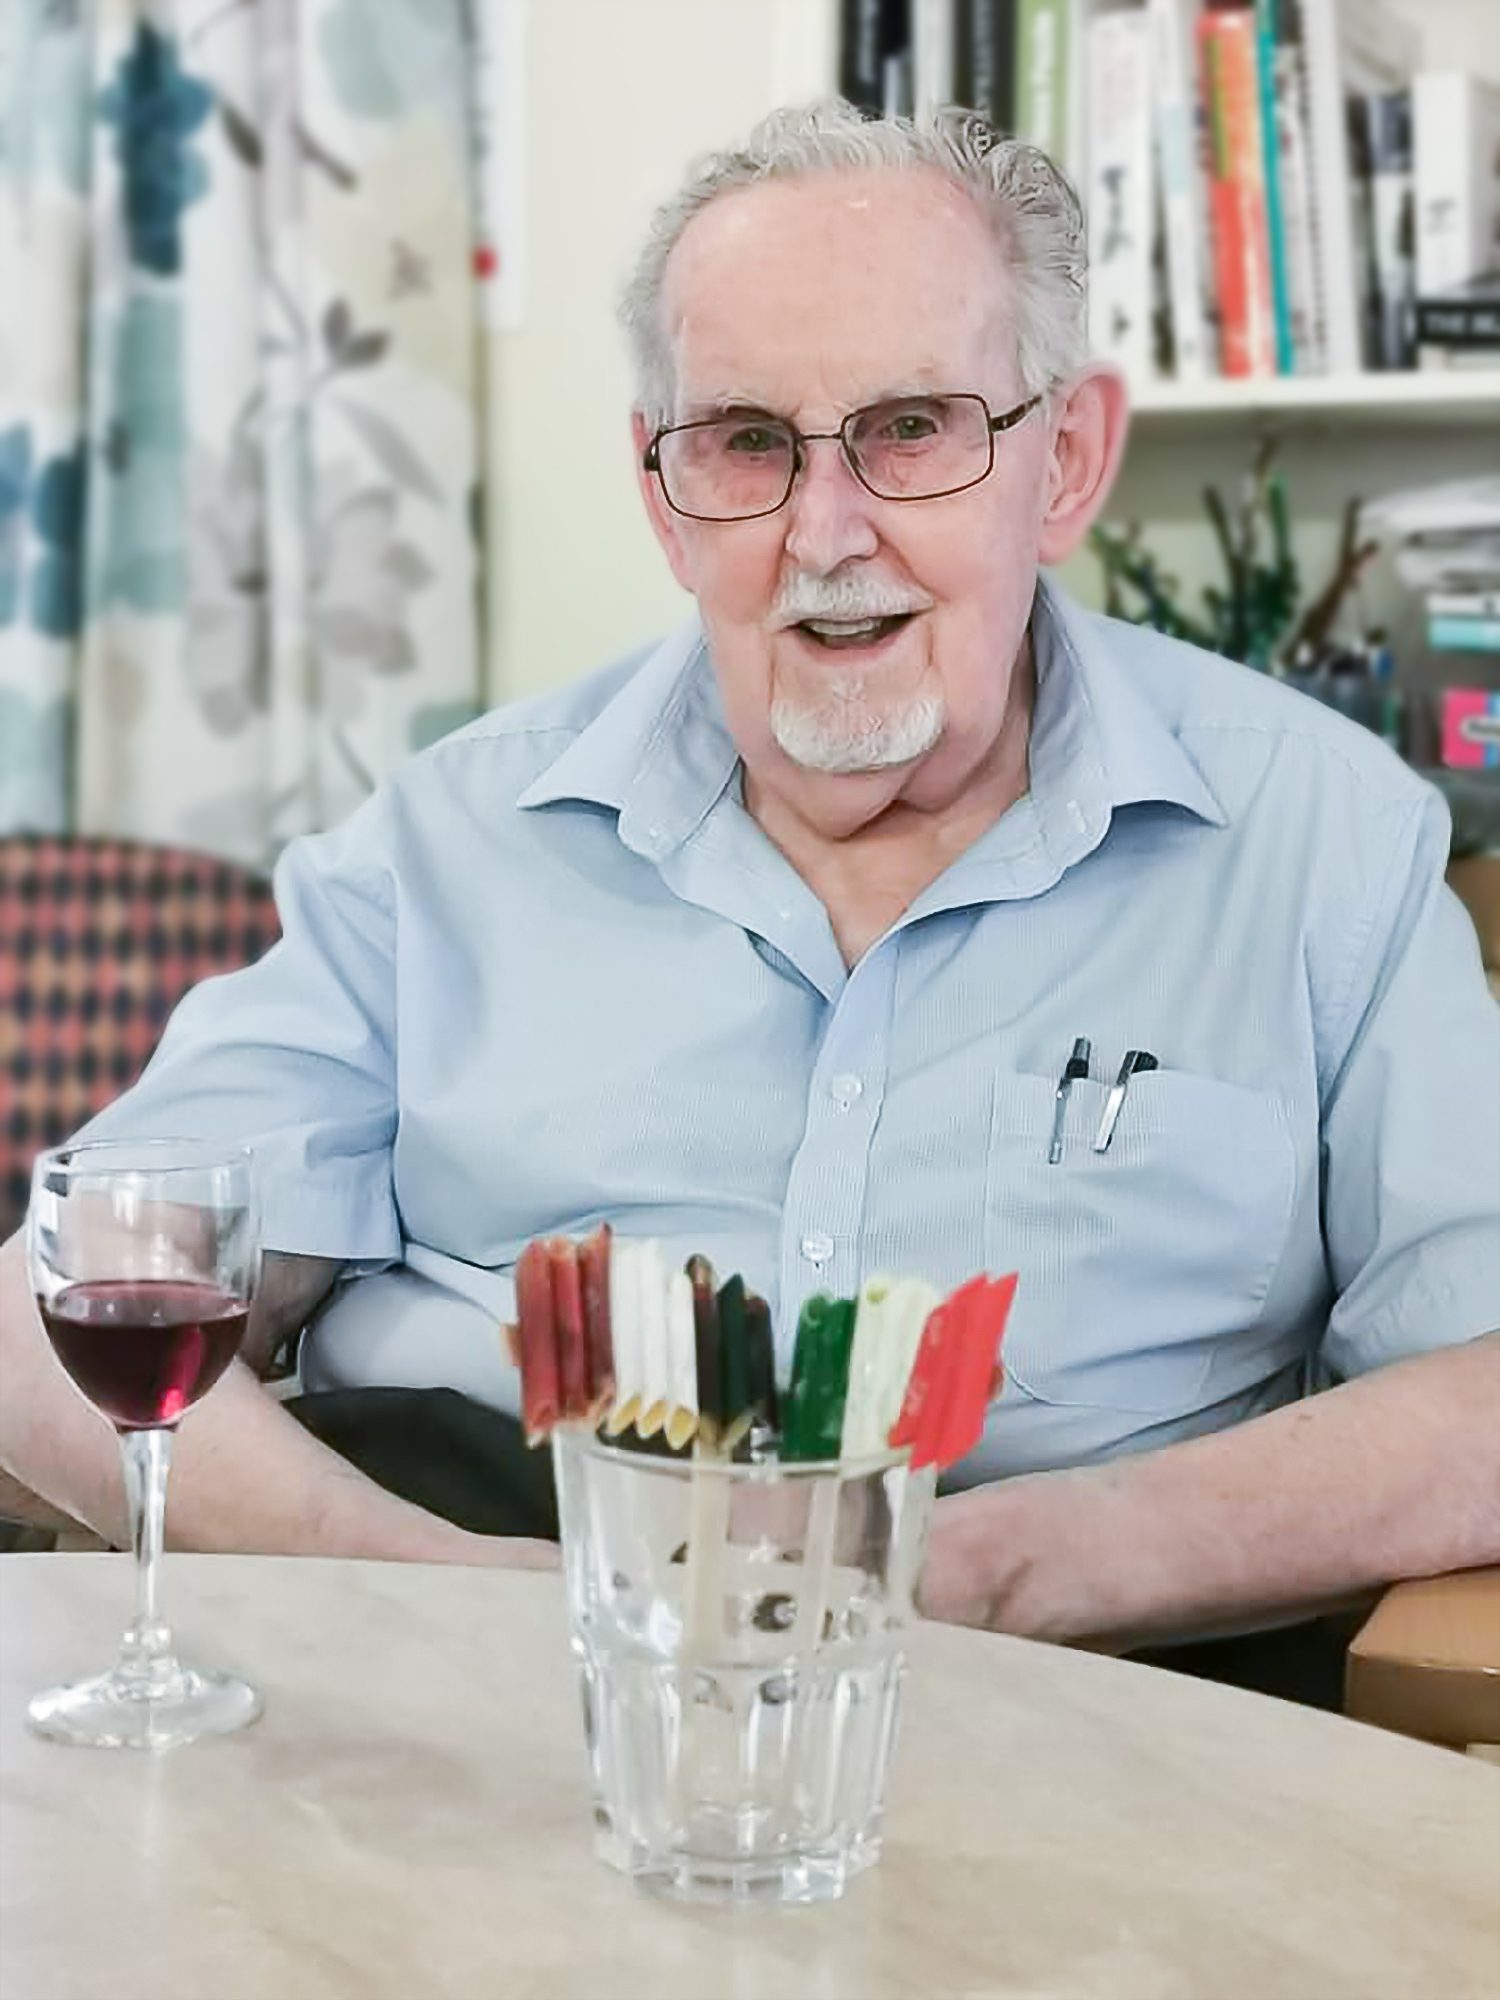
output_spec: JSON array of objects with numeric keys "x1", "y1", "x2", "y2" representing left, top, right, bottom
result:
[{"x1": 642, "y1": 391, "x2": 1044, "y2": 522}]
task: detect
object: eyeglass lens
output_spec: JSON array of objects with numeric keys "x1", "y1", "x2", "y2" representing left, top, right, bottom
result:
[{"x1": 657, "y1": 394, "x2": 995, "y2": 519}]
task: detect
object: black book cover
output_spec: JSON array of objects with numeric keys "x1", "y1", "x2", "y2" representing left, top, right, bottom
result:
[
  {"x1": 841, "y1": 0, "x2": 912, "y2": 118},
  {"x1": 1414, "y1": 275, "x2": 1500, "y2": 349},
  {"x1": 954, "y1": 0, "x2": 1018, "y2": 131}
]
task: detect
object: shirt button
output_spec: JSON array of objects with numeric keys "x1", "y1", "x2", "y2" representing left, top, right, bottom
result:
[
  {"x1": 800, "y1": 1231, "x2": 834, "y2": 1266},
  {"x1": 830, "y1": 1072, "x2": 863, "y2": 1108}
]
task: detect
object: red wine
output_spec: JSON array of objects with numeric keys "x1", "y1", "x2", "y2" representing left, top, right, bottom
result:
[{"x1": 39, "y1": 1280, "x2": 247, "y2": 1431}]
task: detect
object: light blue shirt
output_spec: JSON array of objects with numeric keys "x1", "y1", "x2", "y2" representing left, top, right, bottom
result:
[{"x1": 78, "y1": 578, "x2": 1500, "y2": 1484}]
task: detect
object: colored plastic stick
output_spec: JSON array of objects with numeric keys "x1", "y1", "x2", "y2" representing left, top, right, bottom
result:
[
  {"x1": 939, "y1": 1273, "x2": 1017, "y2": 1467},
  {"x1": 636, "y1": 1239, "x2": 670, "y2": 1437},
  {"x1": 665, "y1": 1267, "x2": 699, "y2": 1447},
  {"x1": 781, "y1": 1293, "x2": 856, "y2": 1462},
  {"x1": 716, "y1": 1273, "x2": 751, "y2": 1442},
  {"x1": 687, "y1": 1254, "x2": 723, "y2": 1442},
  {"x1": 889, "y1": 1295, "x2": 959, "y2": 1471},
  {"x1": 514, "y1": 1238, "x2": 560, "y2": 1444},
  {"x1": 578, "y1": 1222, "x2": 615, "y2": 1419},
  {"x1": 549, "y1": 1237, "x2": 589, "y2": 1419},
  {"x1": 841, "y1": 1274, "x2": 940, "y2": 1458},
  {"x1": 604, "y1": 1237, "x2": 643, "y2": 1435},
  {"x1": 742, "y1": 1292, "x2": 779, "y2": 1433}
]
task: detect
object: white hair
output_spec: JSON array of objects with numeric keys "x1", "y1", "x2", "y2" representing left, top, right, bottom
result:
[{"x1": 619, "y1": 100, "x2": 1087, "y2": 427}]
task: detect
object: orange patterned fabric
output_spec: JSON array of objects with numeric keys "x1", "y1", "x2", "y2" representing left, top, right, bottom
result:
[{"x1": 0, "y1": 837, "x2": 280, "y2": 1240}]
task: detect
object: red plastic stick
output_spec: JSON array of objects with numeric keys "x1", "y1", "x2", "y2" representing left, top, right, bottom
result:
[
  {"x1": 889, "y1": 1298, "x2": 953, "y2": 1469},
  {"x1": 938, "y1": 1273, "x2": 1017, "y2": 1466},
  {"x1": 549, "y1": 1237, "x2": 589, "y2": 1419},
  {"x1": 515, "y1": 1239, "x2": 560, "y2": 1443},
  {"x1": 578, "y1": 1223, "x2": 615, "y2": 1417}
]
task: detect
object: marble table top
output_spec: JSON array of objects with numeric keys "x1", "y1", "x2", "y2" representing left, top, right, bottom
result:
[{"x1": 3, "y1": 1554, "x2": 1498, "y2": 2000}]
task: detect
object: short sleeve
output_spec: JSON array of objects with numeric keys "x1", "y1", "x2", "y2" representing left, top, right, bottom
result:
[
  {"x1": 1320, "y1": 787, "x2": 1500, "y2": 1378},
  {"x1": 69, "y1": 801, "x2": 401, "y2": 1262}
]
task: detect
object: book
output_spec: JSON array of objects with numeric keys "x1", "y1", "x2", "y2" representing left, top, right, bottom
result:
[
  {"x1": 911, "y1": 0, "x2": 956, "y2": 118},
  {"x1": 1015, "y1": 0, "x2": 1072, "y2": 162},
  {"x1": 1198, "y1": 5, "x2": 1276, "y2": 378},
  {"x1": 1414, "y1": 274, "x2": 1500, "y2": 350},
  {"x1": 1359, "y1": 90, "x2": 1415, "y2": 370},
  {"x1": 1269, "y1": 0, "x2": 1324, "y2": 372},
  {"x1": 1413, "y1": 73, "x2": 1500, "y2": 300},
  {"x1": 1146, "y1": 0, "x2": 1211, "y2": 381},
  {"x1": 1296, "y1": 0, "x2": 1412, "y2": 373},
  {"x1": 840, "y1": 0, "x2": 888, "y2": 114},
  {"x1": 955, "y1": 0, "x2": 1018, "y2": 130},
  {"x1": 1255, "y1": 0, "x2": 1295, "y2": 374},
  {"x1": 1085, "y1": 5, "x2": 1155, "y2": 381}
]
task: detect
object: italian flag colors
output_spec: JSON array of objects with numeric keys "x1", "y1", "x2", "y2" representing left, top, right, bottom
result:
[{"x1": 509, "y1": 1227, "x2": 1016, "y2": 1475}]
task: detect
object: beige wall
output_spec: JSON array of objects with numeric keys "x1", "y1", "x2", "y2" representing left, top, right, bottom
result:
[
  {"x1": 485, "y1": 0, "x2": 1500, "y2": 705},
  {"x1": 484, "y1": 0, "x2": 836, "y2": 701}
]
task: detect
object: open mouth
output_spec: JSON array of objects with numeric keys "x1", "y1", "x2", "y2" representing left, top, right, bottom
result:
[{"x1": 790, "y1": 612, "x2": 917, "y2": 651}]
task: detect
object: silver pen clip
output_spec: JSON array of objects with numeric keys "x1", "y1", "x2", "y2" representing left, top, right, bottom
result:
[
  {"x1": 1092, "y1": 1049, "x2": 1159, "y2": 1154},
  {"x1": 1047, "y1": 1037, "x2": 1092, "y2": 1165}
]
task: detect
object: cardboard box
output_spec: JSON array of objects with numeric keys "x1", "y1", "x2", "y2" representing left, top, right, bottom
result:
[{"x1": 1346, "y1": 1568, "x2": 1500, "y2": 1749}]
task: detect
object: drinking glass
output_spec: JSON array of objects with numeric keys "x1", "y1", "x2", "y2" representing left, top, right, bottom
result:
[
  {"x1": 25, "y1": 1139, "x2": 263, "y2": 1748},
  {"x1": 554, "y1": 1430, "x2": 936, "y2": 1904}
]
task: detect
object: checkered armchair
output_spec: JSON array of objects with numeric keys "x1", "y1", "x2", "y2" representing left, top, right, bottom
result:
[{"x1": 0, "y1": 836, "x2": 281, "y2": 1242}]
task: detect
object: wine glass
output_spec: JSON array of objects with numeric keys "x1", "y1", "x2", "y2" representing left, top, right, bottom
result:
[{"x1": 25, "y1": 1139, "x2": 263, "y2": 1749}]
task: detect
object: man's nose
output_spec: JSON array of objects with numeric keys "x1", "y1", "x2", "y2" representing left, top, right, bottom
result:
[{"x1": 782, "y1": 436, "x2": 880, "y2": 573}]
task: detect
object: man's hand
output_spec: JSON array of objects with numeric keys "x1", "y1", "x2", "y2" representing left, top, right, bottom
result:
[{"x1": 915, "y1": 1335, "x2": 1500, "y2": 1650}]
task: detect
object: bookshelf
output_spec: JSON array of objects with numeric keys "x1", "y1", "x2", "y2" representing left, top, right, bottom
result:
[{"x1": 1129, "y1": 369, "x2": 1500, "y2": 428}]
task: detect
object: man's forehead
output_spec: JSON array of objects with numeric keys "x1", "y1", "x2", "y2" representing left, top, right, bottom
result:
[{"x1": 662, "y1": 169, "x2": 1013, "y2": 415}]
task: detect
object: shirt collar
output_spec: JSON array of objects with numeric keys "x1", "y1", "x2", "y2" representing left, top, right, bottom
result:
[
  {"x1": 1027, "y1": 574, "x2": 1228, "y2": 841},
  {"x1": 516, "y1": 576, "x2": 1228, "y2": 861},
  {"x1": 515, "y1": 618, "x2": 737, "y2": 858}
]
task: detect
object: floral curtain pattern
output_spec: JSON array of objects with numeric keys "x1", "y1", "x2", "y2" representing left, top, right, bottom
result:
[{"x1": 0, "y1": 0, "x2": 484, "y2": 865}]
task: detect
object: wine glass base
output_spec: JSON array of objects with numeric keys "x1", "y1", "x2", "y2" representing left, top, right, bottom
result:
[{"x1": 27, "y1": 1665, "x2": 262, "y2": 1750}]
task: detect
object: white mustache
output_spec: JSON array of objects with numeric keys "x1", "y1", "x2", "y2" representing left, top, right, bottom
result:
[{"x1": 771, "y1": 570, "x2": 931, "y2": 630}]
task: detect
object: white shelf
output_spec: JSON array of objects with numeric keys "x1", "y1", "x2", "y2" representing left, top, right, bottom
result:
[{"x1": 1127, "y1": 369, "x2": 1500, "y2": 430}]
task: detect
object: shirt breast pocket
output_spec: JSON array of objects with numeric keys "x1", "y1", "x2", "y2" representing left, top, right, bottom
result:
[{"x1": 984, "y1": 1068, "x2": 1297, "y2": 1417}]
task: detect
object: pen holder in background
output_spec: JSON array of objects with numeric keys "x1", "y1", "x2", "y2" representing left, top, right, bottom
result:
[{"x1": 553, "y1": 1431, "x2": 936, "y2": 1905}]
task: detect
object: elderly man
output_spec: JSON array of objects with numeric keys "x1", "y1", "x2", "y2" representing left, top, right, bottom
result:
[{"x1": 2, "y1": 104, "x2": 1497, "y2": 1665}]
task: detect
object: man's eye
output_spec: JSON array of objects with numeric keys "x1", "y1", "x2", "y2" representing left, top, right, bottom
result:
[
  {"x1": 883, "y1": 411, "x2": 940, "y2": 443},
  {"x1": 724, "y1": 425, "x2": 785, "y2": 456}
]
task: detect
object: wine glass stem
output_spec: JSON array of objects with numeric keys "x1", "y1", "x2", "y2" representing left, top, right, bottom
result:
[{"x1": 117, "y1": 1427, "x2": 178, "y2": 1684}]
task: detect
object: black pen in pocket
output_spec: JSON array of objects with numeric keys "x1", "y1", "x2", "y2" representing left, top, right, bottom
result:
[{"x1": 1047, "y1": 1037, "x2": 1092, "y2": 1164}]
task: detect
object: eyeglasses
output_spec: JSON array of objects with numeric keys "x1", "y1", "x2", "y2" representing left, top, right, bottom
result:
[{"x1": 643, "y1": 391, "x2": 1043, "y2": 523}]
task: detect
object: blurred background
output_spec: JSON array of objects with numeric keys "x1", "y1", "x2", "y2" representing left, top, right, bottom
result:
[{"x1": 1, "y1": 0, "x2": 1497, "y2": 1226}]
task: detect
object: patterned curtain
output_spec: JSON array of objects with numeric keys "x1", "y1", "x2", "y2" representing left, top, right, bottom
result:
[{"x1": 0, "y1": 0, "x2": 484, "y2": 866}]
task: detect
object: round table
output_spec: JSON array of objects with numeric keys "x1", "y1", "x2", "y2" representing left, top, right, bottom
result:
[{"x1": 3, "y1": 1554, "x2": 1497, "y2": 1999}]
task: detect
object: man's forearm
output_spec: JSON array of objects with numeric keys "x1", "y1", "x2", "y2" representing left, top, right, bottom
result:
[
  {"x1": 0, "y1": 1234, "x2": 508, "y2": 1563},
  {"x1": 922, "y1": 1333, "x2": 1500, "y2": 1644}
]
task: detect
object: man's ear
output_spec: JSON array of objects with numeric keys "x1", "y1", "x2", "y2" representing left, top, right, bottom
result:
[
  {"x1": 633, "y1": 410, "x2": 697, "y2": 593},
  {"x1": 1035, "y1": 364, "x2": 1130, "y2": 565}
]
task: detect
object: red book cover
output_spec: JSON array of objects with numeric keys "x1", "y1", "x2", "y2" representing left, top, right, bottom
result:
[{"x1": 1198, "y1": 6, "x2": 1277, "y2": 377}]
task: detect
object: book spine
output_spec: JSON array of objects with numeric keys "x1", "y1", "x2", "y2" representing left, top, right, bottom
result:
[
  {"x1": 1255, "y1": 0, "x2": 1295, "y2": 373},
  {"x1": 1363, "y1": 90, "x2": 1414, "y2": 369},
  {"x1": 1085, "y1": 6, "x2": 1154, "y2": 380},
  {"x1": 840, "y1": 0, "x2": 888, "y2": 114},
  {"x1": 911, "y1": 0, "x2": 956, "y2": 118},
  {"x1": 1015, "y1": 0, "x2": 1072, "y2": 160},
  {"x1": 956, "y1": 0, "x2": 1018, "y2": 131},
  {"x1": 1299, "y1": 0, "x2": 1359, "y2": 372},
  {"x1": 1198, "y1": 7, "x2": 1276, "y2": 378},
  {"x1": 1412, "y1": 72, "x2": 1500, "y2": 299},
  {"x1": 1413, "y1": 296, "x2": 1500, "y2": 349},
  {"x1": 1146, "y1": 0, "x2": 1210, "y2": 381},
  {"x1": 1271, "y1": 15, "x2": 1324, "y2": 372}
]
